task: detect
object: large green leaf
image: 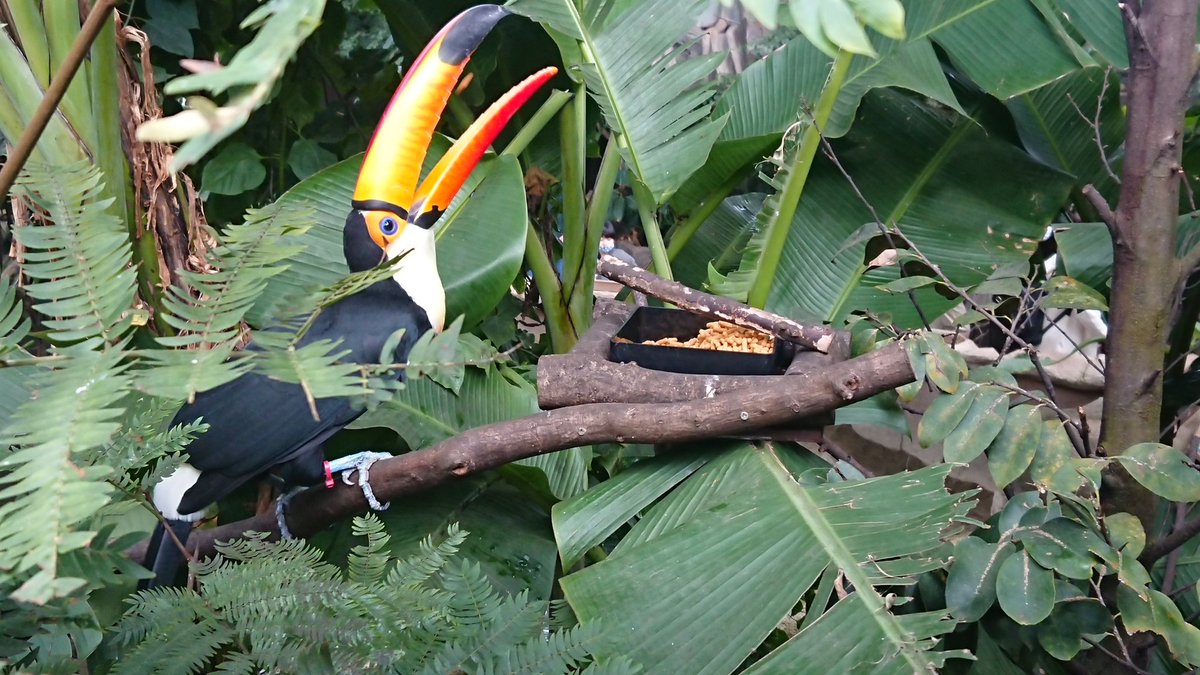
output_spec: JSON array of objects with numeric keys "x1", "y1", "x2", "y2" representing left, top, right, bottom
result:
[
  {"x1": 742, "y1": 597, "x2": 959, "y2": 674},
  {"x1": 1056, "y1": 211, "x2": 1200, "y2": 296},
  {"x1": 671, "y1": 194, "x2": 764, "y2": 290},
  {"x1": 716, "y1": 89, "x2": 1072, "y2": 327},
  {"x1": 552, "y1": 451, "x2": 719, "y2": 568},
  {"x1": 1051, "y1": 0, "x2": 1128, "y2": 68},
  {"x1": 510, "y1": 0, "x2": 726, "y2": 202},
  {"x1": 248, "y1": 149, "x2": 528, "y2": 329},
  {"x1": 561, "y1": 443, "x2": 971, "y2": 674},
  {"x1": 673, "y1": 0, "x2": 977, "y2": 214},
  {"x1": 932, "y1": 0, "x2": 1081, "y2": 99},
  {"x1": 1007, "y1": 67, "x2": 1124, "y2": 197}
]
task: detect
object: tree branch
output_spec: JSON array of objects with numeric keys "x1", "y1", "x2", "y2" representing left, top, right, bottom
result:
[
  {"x1": 1082, "y1": 184, "x2": 1120, "y2": 241},
  {"x1": 1141, "y1": 514, "x2": 1200, "y2": 565},
  {"x1": 131, "y1": 339, "x2": 915, "y2": 563},
  {"x1": 1100, "y1": 0, "x2": 1198, "y2": 530}
]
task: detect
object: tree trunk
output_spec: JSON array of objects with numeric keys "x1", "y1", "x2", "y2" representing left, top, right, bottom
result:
[{"x1": 1099, "y1": 0, "x2": 1198, "y2": 528}]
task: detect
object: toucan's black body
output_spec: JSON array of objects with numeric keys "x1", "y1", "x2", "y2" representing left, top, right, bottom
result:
[
  {"x1": 174, "y1": 290, "x2": 428, "y2": 511},
  {"x1": 173, "y1": 292, "x2": 427, "y2": 515},
  {"x1": 173, "y1": 212, "x2": 428, "y2": 514}
]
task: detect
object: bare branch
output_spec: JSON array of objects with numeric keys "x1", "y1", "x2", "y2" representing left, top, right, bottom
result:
[
  {"x1": 1141, "y1": 514, "x2": 1200, "y2": 565},
  {"x1": 1082, "y1": 184, "x2": 1120, "y2": 240}
]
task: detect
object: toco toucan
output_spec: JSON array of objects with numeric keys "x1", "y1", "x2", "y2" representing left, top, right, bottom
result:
[{"x1": 143, "y1": 5, "x2": 556, "y2": 587}]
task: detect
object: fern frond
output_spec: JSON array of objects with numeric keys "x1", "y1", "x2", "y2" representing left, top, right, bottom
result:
[
  {"x1": 432, "y1": 593, "x2": 547, "y2": 673},
  {"x1": 87, "y1": 398, "x2": 207, "y2": 492},
  {"x1": 488, "y1": 623, "x2": 596, "y2": 674},
  {"x1": 389, "y1": 523, "x2": 469, "y2": 588},
  {"x1": 347, "y1": 514, "x2": 391, "y2": 586},
  {"x1": 110, "y1": 523, "x2": 605, "y2": 673},
  {"x1": 252, "y1": 331, "x2": 368, "y2": 406},
  {"x1": 13, "y1": 162, "x2": 136, "y2": 345},
  {"x1": 132, "y1": 347, "x2": 252, "y2": 402},
  {"x1": 0, "y1": 276, "x2": 30, "y2": 357},
  {"x1": 157, "y1": 203, "x2": 312, "y2": 349},
  {"x1": 441, "y1": 560, "x2": 507, "y2": 630},
  {"x1": 0, "y1": 344, "x2": 129, "y2": 604}
]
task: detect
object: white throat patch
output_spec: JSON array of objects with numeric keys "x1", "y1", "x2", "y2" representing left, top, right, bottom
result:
[{"x1": 386, "y1": 225, "x2": 445, "y2": 332}]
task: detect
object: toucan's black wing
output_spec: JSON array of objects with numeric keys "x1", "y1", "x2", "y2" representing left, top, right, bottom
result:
[{"x1": 170, "y1": 288, "x2": 428, "y2": 516}]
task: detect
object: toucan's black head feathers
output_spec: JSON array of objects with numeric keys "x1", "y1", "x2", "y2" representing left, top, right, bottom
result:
[{"x1": 343, "y1": 211, "x2": 385, "y2": 273}]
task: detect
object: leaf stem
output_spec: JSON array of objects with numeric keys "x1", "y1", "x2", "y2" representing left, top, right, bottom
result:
[
  {"x1": 557, "y1": 87, "x2": 587, "y2": 304},
  {"x1": 568, "y1": 137, "x2": 621, "y2": 329},
  {"x1": 746, "y1": 49, "x2": 853, "y2": 308},
  {"x1": 502, "y1": 89, "x2": 572, "y2": 159},
  {"x1": 631, "y1": 177, "x2": 671, "y2": 280},
  {"x1": 666, "y1": 174, "x2": 738, "y2": 260},
  {"x1": 525, "y1": 220, "x2": 575, "y2": 352}
]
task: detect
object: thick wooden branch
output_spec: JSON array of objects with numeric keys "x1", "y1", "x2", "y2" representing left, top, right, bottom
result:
[
  {"x1": 597, "y1": 256, "x2": 840, "y2": 353},
  {"x1": 132, "y1": 340, "x2": 913, "y2": 562}
]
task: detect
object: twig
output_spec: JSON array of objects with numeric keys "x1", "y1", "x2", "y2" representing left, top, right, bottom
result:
[
  {"x1": 1141, "y1": 514, "x2": 1200, "y2": 565},
  {"x1": 880, "y1": 224, "x2": 1069, "y2": 411},
  {"x1": 819, "y1": 439, "x2": 874, "y2": 478},
  {"x1": 129, "y1": 339, "x2": 916, "y2": 562},
  {"x1": 1082, "y1": 184, "x2": 1121, "y2": 242},
  {"x1": 1081, "y1": 636, "x2": 1151, "y2": 675},
  {"x1": 597, "y1": 255, "x2": 839, "y2": 352},
  {"x1": 0, "y1": 0, "x2": 122, "y2": 204},
  {"x1": 1067, "y1": 70, "x2": 1121, "y2": 186},
  {"x1": 818, "y1": 136, "x2": 932, "y2": 330},
  {"x1": 1163, "y1": 500, "x2": 1189, "y2": 594},
  {"x1": 990, "y1": 381, "x2": 1089, "y2": 457},
  {"x1": 1091, "y1": 577, "x2": 1143, "y2": 670}
]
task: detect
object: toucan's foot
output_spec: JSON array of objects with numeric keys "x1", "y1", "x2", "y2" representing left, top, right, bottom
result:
[
  {"x1": 328, "y1": 451, "x2": 392, "y2": 511},
  {"x1": 275, "y1": 487, "x2": 304, "y2": 540}
]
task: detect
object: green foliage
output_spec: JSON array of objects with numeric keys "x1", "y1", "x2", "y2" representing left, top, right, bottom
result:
[
  {"x1": 158, "y1": 203, "x2": 312, "y2": 349},
  {"x1": 111, "y1": 517, "x2": 621, "y2": 674},
  {"x1": 511, "y1": 0, "x2": 726, "y2": 203},
  {"x1": 136, "y1": 0, "x2": 329, "y2": 170},
  {"x1": 13, "y1": 162, "x2": 137, "y2": 345},
  {"x1": 5, "y1": 0, "x2": 1200, "y2": 671},
  {"x1": 557, "y1": 441, "x2": 972, "y2": 672},
  {"x1": 728, "y1": 0, "x2": 906, "y2": 56}
]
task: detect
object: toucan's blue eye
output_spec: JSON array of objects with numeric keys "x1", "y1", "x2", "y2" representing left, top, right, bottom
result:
[{"x1": 379, "y1": 217, "x2": 399, "y2": 236}]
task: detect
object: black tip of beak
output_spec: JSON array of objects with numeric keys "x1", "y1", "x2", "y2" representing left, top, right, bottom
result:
[{"x1": 439, "y1": 5, "x2": 510, "y2": 65}]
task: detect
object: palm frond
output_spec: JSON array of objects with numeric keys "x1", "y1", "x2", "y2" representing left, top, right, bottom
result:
[
  {"x1": 0, "y1": 276, "x2": 31, "y2": 357},
  {"x1": 510, "y1": 0, "x2": 727, "y2": 202},
  {"x1": 13, "y1": 162, "x2": 136, "y2": 346}
]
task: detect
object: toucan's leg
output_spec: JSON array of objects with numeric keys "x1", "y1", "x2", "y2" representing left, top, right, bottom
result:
[
  {"x1": 275, "y1": 487, "x2": 305, "y2": 539},
  {"x1": 139, "y1": 519, "x2": 194, "y2": 590},
  {"x1": 327, "y1": 451, "x2": 393, "y2": 511}
]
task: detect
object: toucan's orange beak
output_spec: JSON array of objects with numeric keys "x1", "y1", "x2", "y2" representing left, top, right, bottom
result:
[{"x1": 352, "y1": 5, "x2": 556, "y2": 229}]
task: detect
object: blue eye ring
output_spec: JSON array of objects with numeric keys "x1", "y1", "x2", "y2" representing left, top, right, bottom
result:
[{"x1": 379, "y1": 217, "x2": 399, "y2": 236}]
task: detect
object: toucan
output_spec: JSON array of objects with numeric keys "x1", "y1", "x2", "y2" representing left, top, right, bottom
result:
[{"x1": 142, "y1": 5, "x2": 556, "y2": 588}]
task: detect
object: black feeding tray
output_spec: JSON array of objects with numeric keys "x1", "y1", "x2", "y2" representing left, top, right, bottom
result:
[{"x1": 609, "y1": 307, "x2": 794, "y2": 375}]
